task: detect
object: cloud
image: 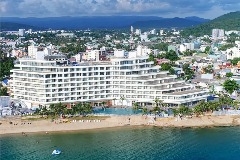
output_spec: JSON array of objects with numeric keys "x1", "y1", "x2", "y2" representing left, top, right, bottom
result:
[{"x1": 0, "y1": 0, "x2": 239, "y2": 18}]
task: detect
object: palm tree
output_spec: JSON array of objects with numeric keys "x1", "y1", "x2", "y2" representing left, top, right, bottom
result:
[
  {"x1": 101, "y1": 101, "x2": 106, "y2": 107},
  {"x1": 232, "y1": 100, "x2": 240, "y2": 110},
  {"x1": 132, "y1": 102, "x2": 139, "y2": 113},
  {"x1": 178, "y1": 105, "x2": 192, "y2": 116},
  {"x1": 113, "y1": 98, "x2": 117, "y2": 106},
  {"x1": 142, "y1": 107, "x2": 148, "y2": 115},
  {"x1": 208, "y1": 101, "x2": 220, "y2": 112},
  {"x1": 41, "y1": 106, "x2": 48, "y2": 117},
  {"x1": 172, "y1": 108, "x2": 179, "y2": 117},
  {"x1": 82, "y1": 102, "x2": 93, "y2": 116},
  {"x1": 154, "y1": 97, "x2": 160, "y2": 107},
  {"x1": 120, "y1": 96, "x2": 125, "y2": 107},
  {"x1": 193, "y1": 104, "x2": 203, "y2": 116},
  {"x1": 55, "y1": 102, "x2": 66, "y2": 117},
  {"x1": 218, "y1": 94, "x2": 232, "y2": 109},
  {"x1": 75, "y1": 103, "x2": 83, "y2": 115},
  {"x1": 49, "y1": 104, "x2": 56, "y2": 117},
  {"x1": 49, "y1": 102, "x2": 66, "y2": 118},
  {"x1": 153, "y1": 98, "x2": 161, "y2": 114}
]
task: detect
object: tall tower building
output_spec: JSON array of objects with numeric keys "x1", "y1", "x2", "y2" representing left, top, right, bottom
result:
[
  {"x1": 212, "y1": 29, "x2": 225, "y2": 40},
  {"x1": 130, "y1": 26, "x2": 134, "y2": 34},
  {"x1": 18, "y1": 29, "x2": 25, "y2": 36}
]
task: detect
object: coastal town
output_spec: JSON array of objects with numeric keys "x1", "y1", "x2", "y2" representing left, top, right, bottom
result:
[
  {"x1": 1, "y1": 0, "x2": 240, "y2": 158},
  {"x1": 1, "y1": 25, "x2": 240, "y2": 134}
]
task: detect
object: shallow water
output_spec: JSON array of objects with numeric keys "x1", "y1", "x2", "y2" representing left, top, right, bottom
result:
[
  {"x1": 93, "y1": 107, "x2": 142, "y2": 115},
  {"x1": 1, "y1": 126, "x2": 240, "y2": 160}
]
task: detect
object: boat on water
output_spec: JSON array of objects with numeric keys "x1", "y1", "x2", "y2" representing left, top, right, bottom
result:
[{"x1": 52, "y1": 149, "x2": 61, "y2": 155}]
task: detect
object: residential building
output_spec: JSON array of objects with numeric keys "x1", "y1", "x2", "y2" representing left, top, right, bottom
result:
[
  {"x1": 226, "y1": 41, "x2": 240, "y2": 60},
  {"x1": 10, "y1": 50, "x2": 209, "y2": 108},
  {"x1": 212, "y1": 29, "x2": 224, "y2": 40},
  {"x1": 135, "y1": 29, "x2": 141, "y2": 35},
  {"x1": 18, "y1": 29, "x2": 25, "y2": 36}
]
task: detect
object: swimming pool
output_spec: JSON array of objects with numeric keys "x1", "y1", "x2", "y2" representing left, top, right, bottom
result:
[{"x1": 93, "y1": 107, "x2": 142, "y2": 115}]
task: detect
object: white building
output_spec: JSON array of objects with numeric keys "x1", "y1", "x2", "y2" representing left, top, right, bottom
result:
[
  {"x1": 160, "y1": 30, "x2": 164, "y2": 35},
  {"x1": 150, "y1": 29, "x2": 156, "y2": 35},
  {"x1": 212, "y1": 29, "x2": 224, "y2": 40},
  {"x1": 10, "y1": 51, "x2": 209, "y2": 108},
  {"x1": 130, "y1": 26, "x2": 134, "y2": 33},
  {"x1": 28, "y1": 45, "x2": 38, "y2": 58},
  {"x1": 135, "y1": 29, "x2": 141, "y2": 35},
  {"x1": 28, "y1": 45, "x2": 52, "y2": 59},
  {"x1": 226, "y1": 41, "x2": 240, "y2": 60},
  {"x1": 179, "y1": 43, "x2": 195, "y2": 52},
  {"x1": 19, "y1": 29, "x2": 25, "y2": 36}
]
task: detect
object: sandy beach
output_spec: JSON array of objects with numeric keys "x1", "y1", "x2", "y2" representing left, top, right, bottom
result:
[{"x1": 1, "y1": 115, "x2": 240, "y2": 135}]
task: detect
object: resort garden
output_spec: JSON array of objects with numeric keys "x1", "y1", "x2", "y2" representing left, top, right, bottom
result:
[
  {"x1": 34, "y1": 102, "x2": 93, "y2": 119},
  {"x1": 33, "y1": 94, "x2": 239, "y2": 119}
]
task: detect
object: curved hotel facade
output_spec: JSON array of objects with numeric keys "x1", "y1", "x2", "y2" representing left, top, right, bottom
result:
[{"x1": 10, "y1": 50, "x2": 209, "y2": 108}]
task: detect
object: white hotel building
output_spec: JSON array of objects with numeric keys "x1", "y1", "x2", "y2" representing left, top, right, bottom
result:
[{"x1": 10, "y1": 47, "x2": 209, "y2": 108}]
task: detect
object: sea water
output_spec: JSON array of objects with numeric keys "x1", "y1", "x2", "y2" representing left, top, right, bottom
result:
[{"x1": 1, "y1": 126, "x2": 240, "y2": 160}]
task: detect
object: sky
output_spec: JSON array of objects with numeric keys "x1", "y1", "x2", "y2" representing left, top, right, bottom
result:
[{"x1": 0, "y1": 0, "x2": 239, "y2": 19}]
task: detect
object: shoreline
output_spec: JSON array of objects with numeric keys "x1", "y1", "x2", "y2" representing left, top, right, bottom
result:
[{"x1": 1, "y1": 115, "x2": 240, "y2": 135}]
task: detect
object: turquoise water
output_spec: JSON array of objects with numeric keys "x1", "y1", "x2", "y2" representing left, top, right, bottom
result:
[
  {"x1": 1, "y1": 126, "x2": 240, "y2": 160},
  {"x1": 93, "y1": 108, "x2": 142, "y2": 115}
]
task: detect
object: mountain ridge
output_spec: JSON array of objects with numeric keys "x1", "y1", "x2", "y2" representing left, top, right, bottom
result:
[
  {"x1": 181, "y1": 11, "x2": 240, "y2": 36},
  {"x1": 0, "y1": 16, "x2": 209, "y2": 30}
]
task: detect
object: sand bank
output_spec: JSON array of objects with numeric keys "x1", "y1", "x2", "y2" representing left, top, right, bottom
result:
[{"x1": 1, "y1": 115, "x2": 240, "y2": 135}]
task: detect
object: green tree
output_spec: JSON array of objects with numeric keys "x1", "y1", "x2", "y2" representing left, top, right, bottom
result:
[
  {"x1": 223, "y1": 79, "x2": 240, "y2": 94},
  {"x1": 230, "y1": 57, "x2": 240, "y2": 65},
  {"x1": 165, "y1": 50, "x2": 179, "y2": 61},
  {"x1": 182, "y1": 64, "x2": 195, "y2": 80},
  {"x1": 178, "y1": 105, "x2": 192, "y2": 116},
  {"x1": 49, "y1": 102, "x2": 66, "y2": 118},
  {"x1": 120, "y1": 96, "x2": 125, "y2": 106},
  {"x1": 204, "y1": 46, "x2": 211, "y2": 53},
  {"x1": 226, "y1": 72, "x2": 233, "y2": 78},
  {"x1": 132, "y1": 102, "x2": 139, "y2": 113},
  {"x1": 218, "y1": 44, "x2": 235, "y2": 51},
  {"x1": 148, "y1": 53, "x2": 155, "y2": 62},
  {"x1": 142, "y1": 107, "x2": 148, "y2": 115},
  {"x1": 0, "y1": 86, "x2": 8, "y2": 96},
  {"x1": 0, "y1": 57, "x2": 15, "y2": 80},
  {"x1": 202, "y1": 65, "x2": 214, "y2": 74},
  {"x1": 160, "y1": 63, "x2": 172, "y2": 71}
]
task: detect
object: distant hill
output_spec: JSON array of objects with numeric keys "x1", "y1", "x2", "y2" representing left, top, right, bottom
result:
[
  {"x1": 184, "y1": 16, "x2": 210, "y2": 23},
  {"x1": 0, "y1": 16, "x2": 162, "y2": 30},
  {"x1": 0, "y1": 22, "x2": 43, "y2": 31},
  {"x1": 181, "y1": 11, "x2": 240, "y2": 37},
  {"x1": 0, "y1": 16, "x2": 208, "y2": 30},
  {"x1": 130, "y1": 17, "x2": 207, "y2": 29}
]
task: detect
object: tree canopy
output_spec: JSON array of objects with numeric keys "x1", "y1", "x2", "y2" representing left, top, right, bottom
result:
[
  {"x1": 181, "y1": 11, "x2": 240, "y2": 37},
  {"x1": 223, "y1": 79, "x2": 240, "y2": 94},
  {"x1": 230, "y1": 57, "x2": 240, "y2": 66}
]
